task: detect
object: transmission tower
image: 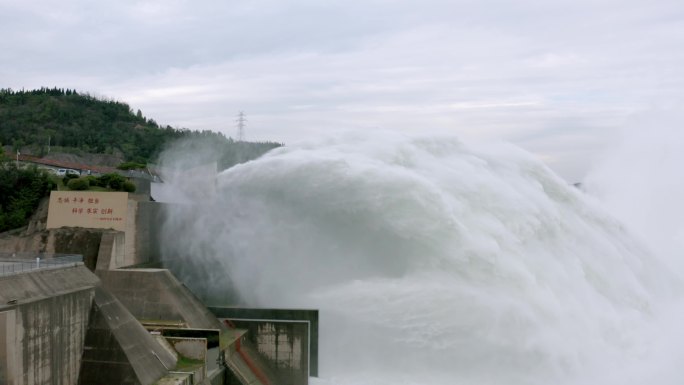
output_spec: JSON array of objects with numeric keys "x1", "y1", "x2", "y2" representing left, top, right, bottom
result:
[{"x1": 236, "y1": 111, "x2": 247, "y2": 141}]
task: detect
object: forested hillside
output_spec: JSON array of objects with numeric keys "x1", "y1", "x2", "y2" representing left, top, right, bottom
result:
[{"x1": 0, "y1": 87, "x2": 281, "y2": 166}]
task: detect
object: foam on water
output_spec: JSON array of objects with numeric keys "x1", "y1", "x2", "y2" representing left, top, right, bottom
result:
[{"x1": 161, "y1": 131, "x2": 680, "y2": 385}]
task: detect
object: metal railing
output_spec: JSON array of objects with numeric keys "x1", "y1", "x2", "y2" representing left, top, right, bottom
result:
[{"x1": 0, "y1": 254, "x2": 83, "y2": 276}]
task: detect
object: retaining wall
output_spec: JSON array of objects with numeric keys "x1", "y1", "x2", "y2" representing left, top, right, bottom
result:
[{"x1": 0, "y1": 265, "x2": 98, "y2": 385}]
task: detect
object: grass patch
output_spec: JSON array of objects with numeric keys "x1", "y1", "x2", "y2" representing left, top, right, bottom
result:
[{"x1": 175, "y1": 356, "x2": 204, "y2": 371}]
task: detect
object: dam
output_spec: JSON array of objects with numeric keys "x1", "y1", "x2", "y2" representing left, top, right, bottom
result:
[
  {"x1": 3, "y1": 132, "x2": 671, "y2": 385},
  {"x1": 0, "y1": 175, "x2": 317, "y2": 385}
]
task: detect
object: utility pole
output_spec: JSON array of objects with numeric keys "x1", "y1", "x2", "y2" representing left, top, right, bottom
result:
[{"x1": 236, "y1": 111, "x2": 246, "y2": 142}]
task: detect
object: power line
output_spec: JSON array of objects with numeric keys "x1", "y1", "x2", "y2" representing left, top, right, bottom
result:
[{"x1": 236, "y1": 111, "x2": 247, "y2": 141}]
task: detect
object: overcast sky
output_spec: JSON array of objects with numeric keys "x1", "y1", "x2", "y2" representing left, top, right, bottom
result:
[{"x1": 2, "y1": 0, "x2": 683, "y2": 182}]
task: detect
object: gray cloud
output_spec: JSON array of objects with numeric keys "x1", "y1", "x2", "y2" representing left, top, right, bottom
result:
[{"x1": 2, "y1": 0, "x2": 683, "y2": 181}]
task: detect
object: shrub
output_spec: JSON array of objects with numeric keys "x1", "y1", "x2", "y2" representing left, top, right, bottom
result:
[
  {"x1": 62, "y1": 173, "x2": 78, "y2": 185},
  {"x1": 94, "y1": 173, "x2": 109, "y2": 187},
  {"x1": 93, "y1": 173, "x2": 126, "y2": 189},
  {"x1": 92, "y1": 174, "x2": 108, "y2": 187},
  {"x1": 107, "y1": 173, "x2": 126, "y2": 190},
  {"x1": 67, "y1": 177, "x2": 90, "y2": 190},
  {"x1": 122, "y1": 181, "x2": 136, "y2": 193}
]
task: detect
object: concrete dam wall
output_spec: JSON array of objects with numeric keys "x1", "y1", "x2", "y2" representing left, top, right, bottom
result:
[{"x1": 0, "y1": 265, "x2": 98, "y2": 385}]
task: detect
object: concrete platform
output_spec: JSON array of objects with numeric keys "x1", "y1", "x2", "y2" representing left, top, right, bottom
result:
[
  {"x1": 78, "y1": 287, "x2": 177, "y2": 385},
  {"x1": 97, "y1": 268, "x2": 225, "y2": 330}
]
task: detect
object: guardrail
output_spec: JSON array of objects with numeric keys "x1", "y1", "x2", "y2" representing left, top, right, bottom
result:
[
  {"x1": 0, "y1": 252, "x2": 81, "y2": 259},
  {"x1": 0, "y1": 254, "x2": 83, "y2": 276}
]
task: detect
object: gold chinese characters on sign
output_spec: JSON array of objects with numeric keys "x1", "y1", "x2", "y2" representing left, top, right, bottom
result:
[{"x1": 46, "y1": 191, "x2": 129, "y2": 231}]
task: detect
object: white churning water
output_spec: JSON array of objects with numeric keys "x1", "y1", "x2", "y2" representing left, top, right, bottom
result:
[{"x1": 161, "y1": 131, "x2": 684, "y2": 385}]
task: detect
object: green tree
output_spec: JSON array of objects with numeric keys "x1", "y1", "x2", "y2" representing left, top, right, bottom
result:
[{"x1": 0, "y1": 163, "x2": 56, "y2": 232}]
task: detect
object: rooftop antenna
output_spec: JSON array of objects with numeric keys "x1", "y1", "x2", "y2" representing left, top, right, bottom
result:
[{"x1": 236, "y1": 111, "x2": 246, "y2": 141}]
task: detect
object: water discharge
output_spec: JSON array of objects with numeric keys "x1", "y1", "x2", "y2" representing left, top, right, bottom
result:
[{"x1": 160, "y1": 131, "x2": 682, "y2": 385}]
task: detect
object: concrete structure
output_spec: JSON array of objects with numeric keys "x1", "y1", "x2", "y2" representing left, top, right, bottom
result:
[
  {"x1": 0, "y1": 264, "x2": 98, "y2": 385},
  {"x1": 211, "y1": 308, "x2": 319, "y2": 384},
  {"x1": 0, "y1": 227, "x2": 109, "y2": 271},
  {"x1": 0, "y1": 254, "x2": 272, "y2": 385},
  {"x1": 46, "y1": 191, "x2": 129, "y2": 232},
  {"x1": 128, "y1": 201, "x2": 168, "y2": 265},
  {"x1": 78, "y1": 287, "x2": 177, "y2": 385},
  {"x1": 0, "y1": 258, "x2": 188, "y2": 385},
  {"x1": 94, "y1": 231, "x2": 127, "y2": 270},
  {"x1": 92, "y1": 201, "x2": 168, "y2": 270},
  {"x1": 95, "y1": 269, "x2": 287, "y2": 385},
  {"x1": 166, "y1": 337, "x2": 208, "y2": 382},
  {"x1": 167, "y1": 337, "x2": 207, "y2": 362},
  {"x1": 97, "y1": 269, "x2": 224, "y2": 330},
  {"x1": 1, "y1": 198, "x2": 169, "y2": 271},
  {"x1": 128, "y1": 173, "x2": 152, "y2": 198},
  {"x1": 148, "y1": 327, "x2": 230, "y2": 384},
  {"x1": 1, "y1": 180, "x2": 322, "y2": 385},
  {"x1": 223, "y1": 330, "x2": 274, "y2": 385},
  {"x1": 88, "y1": 200, "x2": 168, "y2": 269}
]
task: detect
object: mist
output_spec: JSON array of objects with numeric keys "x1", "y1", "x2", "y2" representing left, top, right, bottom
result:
[
  {"x1": 158, "y1": 130, "x2": 683, "y2": 384},
  {"x1": 585, "y1": 117, "x2": 684, "y2": 276}
]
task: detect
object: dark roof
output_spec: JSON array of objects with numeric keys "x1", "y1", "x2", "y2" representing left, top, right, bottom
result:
[{"x1": 18, "y1": 154, "x2": 118, "y2": 174}]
